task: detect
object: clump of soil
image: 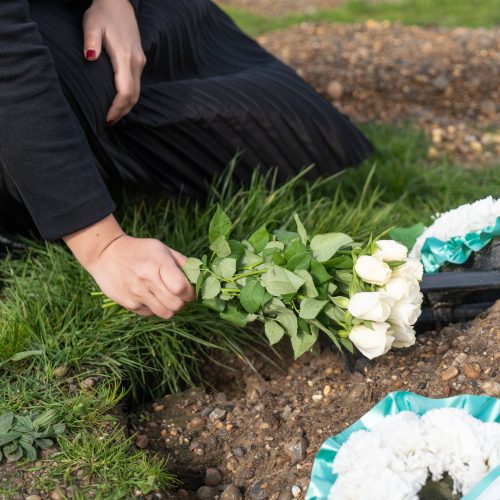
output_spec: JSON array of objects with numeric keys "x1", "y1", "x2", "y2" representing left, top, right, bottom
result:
[
  {"x1": 134, "y1": 301, "x2": 500, "y2": 499},
  {"x1": 257, "y1": 21, "x2": 500, "y2": 164}
]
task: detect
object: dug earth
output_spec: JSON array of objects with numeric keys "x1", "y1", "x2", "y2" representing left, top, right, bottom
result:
[{"x1": 133, "y1": 301, "x2": 500, "y2": 499}]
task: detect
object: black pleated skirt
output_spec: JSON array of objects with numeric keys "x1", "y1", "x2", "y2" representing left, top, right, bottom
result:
[{"x1": 26, "y1": 0, "x2": 372, "y2": 203}]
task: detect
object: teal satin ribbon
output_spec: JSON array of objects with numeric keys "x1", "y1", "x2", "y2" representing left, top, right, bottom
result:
[
  {"x1": 421, "y1": 216, "x2": 500, "y2": 273},
  {"x1": 306, "y1": 391, "x2": 500, "y2": 500}
]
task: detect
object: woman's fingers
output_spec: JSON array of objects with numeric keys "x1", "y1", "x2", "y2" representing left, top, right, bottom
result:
[
  {"x1": 82, "y1": 14, "x2": 103, "y2": 61},
  {"x1": 159, "y1": 256, "x2": 196, "y2": 303},
  {"x1": 143, "y1": 292, "x2": 175, "y2": 320}
]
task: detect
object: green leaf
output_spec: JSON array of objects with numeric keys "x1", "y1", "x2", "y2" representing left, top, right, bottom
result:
[
  {"x1": 52, "y1": 423, "x2": 65, "y2": 435},
  {"x1": 339, "y1": 337, "x2": 354, "y2": 353},
  {"x1": 388, "y1": 223, "x2": 426, "y2": 250},
  {"x1": 32, "y1": 409, "x2": 57, "y2": 430},
  {"x1": 310, "y1": 233, "x2": 353, "y2": 262},
  {"x1": 240, "y1": 250, "x2": 263, "y2": 268},
  {"x1": 0, "y1": 413, "x2": 14, "y2": 435},
  {"x1": 208, "y1": 205, "x2": 232, "y2": 244},
  {"x1": 290, "y1": 328, "x2": 318, "y2": 359},
  {"x1": 263, "y1": 297, "x2": 288, "y2": 315},
  {"x1": 310, "y1": 260, "x2": 332, "y2": 285},
  {"x1": 276, "y1": 310, "x2": 298, "y2": 336},
  {"x1": 264, "y1": 320, "x2": 285, "y2": 346},
  {"x1": 240, "y1": 279, "x2": 269, "y2": 314},
  {"x1": 248, "y1": 225, "x2": 270, "y2": 253},
  {"x1": 294, "y1": 269, "x2": 318, "y2": 298},
  {"x1": 286, "y1": 251, "x2": 312, "y2": 271},
  {"x1": 195, "y1": 270, "x2": 207, "y2": 296},
  {"x1": 328, "y1": 283, "x2": 338, "y2": 295},
  {"x1": 284, "y1": 239, "x2": 307, "y2": 261},
  {"x1": 325, "y1": 255, "x2": 354, "y2": 270},
  {"x1": 10, "y1": 350, "x2": 42, "y2": 362},
  {"x1": 228, "y1": 240, "x2": 246, "y2": 260},
  {"x1": 202, "y1": 297, "x2": 226, "y2": 312},
  {"x1": 273, "y1": 229, "x2": 299, "y2": 244},
  {"x1": 210, "y1": 235, "x2": 232, "y2": 257},
  {"x1": 0, "y1": 431, "x2": 21, "y2": 446},
  {"x1": 324, "y1": 303, "x2": 346, "y2": 324},
  {"x1": 293, "y1": 213, "x2": 308, "y2": 245},
  {"x1": 182, "y1": 257, "x2": 203, "y2": 284},
  {"x1": 220, "y1": 305, "x2": 249, "y2": 327},
  {"x1": 261, "y1": 266, "x2": 305, "y2": 297},
  {"x1": 20, "y1": 442, "x2": 37, "y2": 461},
  {"x1": 336, "y1": 270, "x2": 353, "y2": 284},
  {"x1": 215, "y1": 258, "x2": 237, "y2": 280},
  {"x1": 35, "y1": 438, "x2": 53, "y2": 450},
  {"x1": 331, "y1": 296, "x2": 350, "y2": 309},
  {"x1": 4, "y1": 443, "x2": 23, "y2": 462},
  {"x1": 201, "y1": 276, "x2": 221, "y2": 300},
  {"x1": 299, "y1": 298, "x2": 328, "y2": 320}
]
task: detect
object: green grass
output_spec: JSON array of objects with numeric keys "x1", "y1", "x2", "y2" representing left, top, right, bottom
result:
[
  {"x1": 1, "y1": 124, "x2": 499, "y2": 497},
  {"x1": 222, "y1": 0, "x2": 500, "y2": 37}
]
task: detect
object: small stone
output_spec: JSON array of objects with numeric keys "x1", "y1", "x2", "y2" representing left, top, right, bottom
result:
[
  {"x1": 291, "y1": 485, "x2": 301, "y2": 498},
  {"x1": 204, "y1": 468, "x2": 222, "y2": 487},
  {"x1": 441, "y1": 366, "x2": 458, "y2": 381},
  {"x1": 284, "y1": 438, "x2": 308, "y2": 463},
  {"x1": 249, "y1": 481, "x2": 267, "y2": 500},
  {"x1": 49, "y1": 491, "x2": 63, "y2": 500},
  {"x1": 196, "y1": 486, "x2": 216, "y2": 500},
  {"x1": 189, "y1": 440, "x2": 202, "y2": 451},
  {"x1": 454, "y1": 353, "x2": 468, "y2": 364},
  {"x1": 153, "y1": 403, "x2": 164, "y2": 412},
  {"x1": 481, "y1": 381, "x2": 500, "y2": 397},
  {"x1": 80, "y1": 377, "x2": 95, "y2": 389},
  {"x1": 345, "y1": 383, "x2": 366, "y2": 403},
  {"x1": 323, "y1": 385, "x2": 332, "y2": 396},
  {"x1": 436, "y1": 344, "x2": 449, "y2": 355},
  {"x1": 233, "y1": 446, "x2": 245, "y2": 458},
  {"x1": 220, "y1": 484, "x2": 243, "y2": 500},
  {"x1": 326, "y1": 81, "x2": 343, "y2": 100},
  {"x1": 463, "y1": 364, "x2": 481, "y2": 380},
  {"x1": 312, "y1": 394, "x2": 323, "y2": 402},
  {"x1": 432, "y1": 74, "x2": 449, "y2": 91},
  {"x1": 26, "y1": 496, "x2": 42, "y2": 500},
  {"x1": 187, "y1": 417, "x2": 206, "y2": 431},
  {"x1": 208, "y1": 408, "x2": 227, "y2": 423},
  {"x1": 53, "y1": 366, "x2": 67, "y2": 378},
  {"x1": 134, "y1": 434, "x2": 149, "y2": 449},
  {"x1": 277, "y1": 491, "x2": 293, "y2": 500},
  {"x1": 177, "y1": 490, "x2": 189, "y2": 497}
]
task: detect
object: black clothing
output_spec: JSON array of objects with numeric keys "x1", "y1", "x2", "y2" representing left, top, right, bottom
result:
[{"x1": 0, "y1": 0, "x2": 373, "y2": 240}]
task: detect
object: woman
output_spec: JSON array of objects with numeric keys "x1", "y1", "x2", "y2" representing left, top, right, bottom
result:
[{"x1": 0, "y1": 0, "x2": 372, "y2": 319}]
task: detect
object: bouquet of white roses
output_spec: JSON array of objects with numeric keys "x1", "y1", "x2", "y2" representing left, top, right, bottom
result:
[{"x1": 183, "y1": 207, "x2": 424, "y2": 359}]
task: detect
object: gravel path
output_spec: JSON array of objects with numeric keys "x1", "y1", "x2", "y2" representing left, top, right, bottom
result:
[
  {"x1": 134, "y1": 301, "x2": 500, "y2": 499},
  {"x1": 216, "y1": 0, "x2": 346, "y2": 17},
  {"x1": 257, "y1": 21, "x2": 500, "y2": 164}
]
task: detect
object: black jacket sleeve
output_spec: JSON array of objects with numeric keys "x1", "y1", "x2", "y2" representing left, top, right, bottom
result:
[{"x1": 0, "y1": 0, "x2": 115, "y2": 240}]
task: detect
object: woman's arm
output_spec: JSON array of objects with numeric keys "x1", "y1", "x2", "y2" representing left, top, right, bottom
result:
[{"x1": 0, "y1": 0, "x2": 115, "y2": 240}]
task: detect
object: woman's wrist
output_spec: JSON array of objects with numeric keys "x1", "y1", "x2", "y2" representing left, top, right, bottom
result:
[{"x1": 63, "y1": 214, "x2": 125, "y2": 269}]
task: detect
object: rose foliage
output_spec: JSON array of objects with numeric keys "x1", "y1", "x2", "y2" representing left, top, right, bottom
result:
[{"x1": 183, "y1": 207, "x2": 424, "y2": 360}]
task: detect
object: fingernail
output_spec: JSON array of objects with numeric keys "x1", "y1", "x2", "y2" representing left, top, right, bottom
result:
[
  {"x1": 85, "y1": 49, "x2": 97, "y2": 61},
  {"x1": 106, "y1": 120, "x2": 115, "y2": 127}
]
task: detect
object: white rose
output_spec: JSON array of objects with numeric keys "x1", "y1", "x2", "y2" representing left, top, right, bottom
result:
[
  {"x1": 392, "y1": 258, "x2": 424, "y2": 281},
  {"x1": 390, "y1": 324, "x2": 416, "y2": 348},
  {"x1": 374, "y1": 240, "x2": 408, "y2": 262},
  {"x1": 354, "y1": 255, "x2": 392, "y2": 286},
  {"x1": 348, "y1": 292, "x2": 393, "y2": 322},
  {"x1": 385, "y1": 277, "x2": 421, "y2": 302},
  {"x1": 348, "y1": 322, "x2": 392, "y2": 359},
  {"x1": 389, "y1": 300, "x2": 422, "y2": 327}
]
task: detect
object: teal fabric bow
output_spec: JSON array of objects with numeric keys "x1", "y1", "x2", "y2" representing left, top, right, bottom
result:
[
  {"x1": 306, "y1": 391, "x2": 500, "y2": 500},
  {"x1": 421, "y1": 216, "x2": 500, "y2": 273}
]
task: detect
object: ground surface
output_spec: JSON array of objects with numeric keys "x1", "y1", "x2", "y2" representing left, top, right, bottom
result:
[
  {"x1": 132, "y1": 301, "x2": 500, "y2": 498},
  {"x1": 257, "y1": 22, "x2": 500, "y2": 164},
  {"x1": 218, "y1": 0, "x2": 347, "y2": 17}
]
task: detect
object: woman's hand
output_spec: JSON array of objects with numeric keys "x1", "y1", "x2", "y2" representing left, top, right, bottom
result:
[
  {"x1": 83, "y1": 0, "x2": 146, "y2": 125},
  {"x1": 64, "y1": 215, "x2": 195, "y2": 319}
]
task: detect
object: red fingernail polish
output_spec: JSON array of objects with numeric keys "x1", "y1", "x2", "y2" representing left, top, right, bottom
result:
[
  {"x1": 86, "y1": 49, "x2": 96, "y2": 61},
  {"x1": 106, "y1": 120, "x2": 115, "y2": 127}
]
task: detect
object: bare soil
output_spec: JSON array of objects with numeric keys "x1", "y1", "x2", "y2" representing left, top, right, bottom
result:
[
  {"x1": 131, "y1": 301, "x2": 500, "y2": 499},
  {"x1": 257, "y1": 21, "x2": 500, "y2": 164}
]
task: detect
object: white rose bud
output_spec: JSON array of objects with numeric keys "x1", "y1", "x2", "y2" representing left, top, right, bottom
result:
[
  {"x1": 354, "y1": 255, "x2": 392, "y2": 286},
  {"x1": 374, "y1": 240, "x2": 408, "y2": 262},
  {"x1": 390, "y1": 324, "x2": 416, "y2": 348},
  {"x1": 348, "y1": 322, "x2": 392, "y2": 359},
  {"x1": 385, "y1": 277, "x2": 421, "y2": 302},
  {"x1": 389, "y1": 300, "x2": 422, "y2": 327},
  {"x1": 392, "y1": 258, "x2": 424, "y2": 282},
  {"x1": 348, "y1": 292, "x2": 393, "y2": 322}
]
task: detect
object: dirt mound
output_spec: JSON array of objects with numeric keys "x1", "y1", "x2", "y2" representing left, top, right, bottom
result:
[
  {"x1": 257, "y1": 22, "x2": 500, "y2": 164},
  {"x1": 135, "y1": 301, "x2": 500, "y2": 498}
]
